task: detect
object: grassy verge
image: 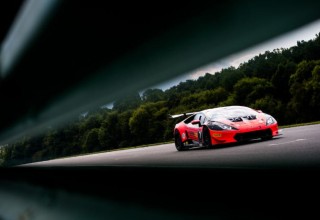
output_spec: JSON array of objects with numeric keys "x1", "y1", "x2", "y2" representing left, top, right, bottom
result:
[
  {"x1": 101, "y1": 141, "x2": 174, "y2": 153},
  {"x1": 48, "y1": 141, "x2": 174, "y2": 161},
  {"x1": 279, "y1": 121, "x2": 320, "y2": 129}
]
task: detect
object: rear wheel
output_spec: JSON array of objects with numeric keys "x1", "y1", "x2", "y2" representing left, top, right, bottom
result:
[
  {"x1": 202, "y1": 127, "x2": 213, "y2": 149},
  {"x1": 175, "y1": 131, "x2": 187, "y2": 151}
]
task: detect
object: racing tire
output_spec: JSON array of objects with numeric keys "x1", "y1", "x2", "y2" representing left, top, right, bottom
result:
[
  {"x1": 202, "y1": 127, "x2": 213, "y2": 149},
  {"x1": 175, "y1": 131, "x2": 187, "y2": 151},
  {"x1": 261, "y1": 130, "x2": 273, "y2": 141},
  {"x1": 261, "y1": 136, "x2": 273, "y2": 141}
]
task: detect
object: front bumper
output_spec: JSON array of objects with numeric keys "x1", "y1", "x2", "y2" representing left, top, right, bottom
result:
[{"x1": 209, "y1": 124, "x2": 278, "y2": 145}]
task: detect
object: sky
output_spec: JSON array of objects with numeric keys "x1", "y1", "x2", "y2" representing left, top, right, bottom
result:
[{"x1": 153, "y1": 19, "x2": 320, "y2": 91}]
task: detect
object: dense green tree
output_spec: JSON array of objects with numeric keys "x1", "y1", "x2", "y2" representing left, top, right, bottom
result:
[
  {"x1": 82, "y1": 128, "x2": 101, "y2": 153},
  {"x1": 233, "y1": 77, "x2": 274, "y2": 106},
  {"x1": 271, "y1": 61, "x2": 296, "y2": 102},
  {"x1": 142, "y1": 88, "x2": 165, "y2": 103},
  {"x1": 196, "y1": 72, "x2": 220, "y2": 90},
  {"x1": 129, "y1": 101, "x2": 168, "y2": 145},
  {"x1": 250, "y1": 96, "x2": 286, "y2": 123},
  {"x1": 309, "y1": 65, "x2": 320, "y2": 109},
  {"x1": 99, "y1": 112, "x2": 120, "y2": 149},
  {"x1": 220, "y1": 67, "x2": 244, "y2": 91},
  {"x1": 113, "y1": 93, "x2": 142, "y2": 112},
  {"x1": 79, "y1": 112, "x2": 102, "y2": 132},
  {"x1": 288, "y1": 60, "x2": 320, "y2": 122},
  {"x1": 179, "y1": 87, "x2": 229, "y2": 111}
]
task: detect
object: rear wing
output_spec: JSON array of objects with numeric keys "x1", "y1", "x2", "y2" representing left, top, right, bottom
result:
[{"x1": 168, "y1": 112, "x2": 197, "y2": 119}]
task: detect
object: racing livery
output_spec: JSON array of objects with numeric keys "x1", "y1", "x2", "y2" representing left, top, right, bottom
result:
[{"x1": 173, "y1": 106, "x2": 279, "y2": 151}]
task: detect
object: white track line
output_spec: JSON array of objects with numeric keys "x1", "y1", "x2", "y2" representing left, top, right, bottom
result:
[{"x1": 269, "y1": 139, "x2": 306, "y2": 146}]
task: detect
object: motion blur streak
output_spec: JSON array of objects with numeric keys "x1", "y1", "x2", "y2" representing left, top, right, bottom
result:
[{"x1": 0, "y1": 0, "x2": 60, "y2": 77}]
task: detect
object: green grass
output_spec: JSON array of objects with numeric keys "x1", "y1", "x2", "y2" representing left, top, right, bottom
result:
[
  {"x1": 279, "y1": 121, "x2": 320, "y2": 129},
  {"x1": 102, "y1": 141, "x2": 174, "y2": 152}
]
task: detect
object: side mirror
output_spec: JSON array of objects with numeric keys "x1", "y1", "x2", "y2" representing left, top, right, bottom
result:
[{"x1": 191, "y1": 120, "x2": 201, "y2": 126}]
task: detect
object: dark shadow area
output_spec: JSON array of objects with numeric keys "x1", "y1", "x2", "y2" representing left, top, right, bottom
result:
[
  {"x1": 1, "y1": 166, "x2": 319, "y2": 219},
  {"x1": 187, "y1": 136, "x2": 283, "y2": 151},
  {"x1": 0, "y1": 0, "x2": 24, "y2": 43},
  {"x1": 215, "y1": 137, "x2": 284, "y2": 149}
]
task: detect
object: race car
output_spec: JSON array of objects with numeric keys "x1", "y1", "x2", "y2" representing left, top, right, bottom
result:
[{"x1": 172, "y1": 105, "x2": 279, "y2": 151}]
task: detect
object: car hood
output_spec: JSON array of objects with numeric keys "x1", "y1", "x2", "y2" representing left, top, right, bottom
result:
[{"x1": 213, "y1": 114, "x2": 266, "y2": 129}]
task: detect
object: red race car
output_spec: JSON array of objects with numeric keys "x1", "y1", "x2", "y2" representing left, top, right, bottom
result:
[{"x1": 172, "y1": 106, "x2": 279, "y2": 151}]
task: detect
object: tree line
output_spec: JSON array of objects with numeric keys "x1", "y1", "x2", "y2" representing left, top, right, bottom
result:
[{"x1": 1, "y1": 33, "x2": 320, "y2": 166}]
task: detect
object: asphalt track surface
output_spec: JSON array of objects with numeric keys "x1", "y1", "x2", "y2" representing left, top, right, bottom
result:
[
  {"x1": 24, "y1": 124, "x2": 320, "y2": 168},
  {"x1": 11, "y1": 124, "x2": 320, "y2": 220}
]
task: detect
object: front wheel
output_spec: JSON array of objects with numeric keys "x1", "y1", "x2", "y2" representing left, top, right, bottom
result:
[
  {"x1": 175, "y1": 131, "x2": 187, "y2": 151},
  {"x1": 261, "y1": 136, "x2": 273, "y2": 141},
  {"x1": 202, "y1": 127, "x2": 213, "y2": 149},
  {"x1": 261, "y1": 130, "x2": 273, "y2": 141}
]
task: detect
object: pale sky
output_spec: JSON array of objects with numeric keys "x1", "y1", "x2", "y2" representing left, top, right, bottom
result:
[{"x1": 154, "y1": 19, "x2": 320, "y2": 91}]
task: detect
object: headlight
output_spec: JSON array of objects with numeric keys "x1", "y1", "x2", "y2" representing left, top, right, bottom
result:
[
  {"x1": 208, "y1": 121, "x2": 237, "y2": 130},
  {"x1": 265, "y1": 115, "x2": 276, "y2": 125}
]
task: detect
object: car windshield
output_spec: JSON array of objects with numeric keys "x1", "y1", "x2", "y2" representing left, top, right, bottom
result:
[{"x1": 205, "y1": 106, "x2": 258, "y2": 121}]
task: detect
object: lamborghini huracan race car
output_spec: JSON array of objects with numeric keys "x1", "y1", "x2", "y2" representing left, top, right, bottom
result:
[{"x1": 172, "y1": 106, "x2": 279, "y2": 151}]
